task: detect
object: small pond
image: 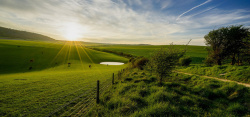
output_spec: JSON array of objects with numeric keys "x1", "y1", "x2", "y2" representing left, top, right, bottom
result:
[{"x1": 100, "y1": 62, "x2": 124, "y2": 65}]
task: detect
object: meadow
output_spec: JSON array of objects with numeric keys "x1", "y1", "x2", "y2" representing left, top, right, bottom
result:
[
  {"x1": 0, "y1": 39, "x2": 128, "y2": 116},
  {"x1": 89, "y1": 44, "x2": 250, "y2": 83},
  {"x1": 86, "y1": 43, "x2": 249, "y2": 116},
  {"x1": 88, "y1": 45, "x2": 207, "y2": 64},
  {"x1": 0, "y1": 39, "x2": 249, "y2": 116}
]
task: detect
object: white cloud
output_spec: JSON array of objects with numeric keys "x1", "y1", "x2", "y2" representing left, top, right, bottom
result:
[
  {"x1": 176, "y1": 0, "x2": 212, "y2": 20},
  {"x1": 161, "y1": 0, "x2": 173, "y2": 10},
  {"x1": 0, "y1": 0, "x2": 249, "y2": 45}
]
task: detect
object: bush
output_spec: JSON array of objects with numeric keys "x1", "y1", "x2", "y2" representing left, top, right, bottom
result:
[
  {"x1": 148, "y1": 45, "x2": 185, "y2": 83},
  {"x1": 204, "y1": 56, "x2": 214, "y2": 66},
  {"x1": 179, "y1": 57, "x2": 192, "y2": 66},
  {"x1": 134, "y1": 57, "x2": 149, "y2": 70},
  {"x1": 130, "y1": 57, "x2": 149, "y2": 70}
]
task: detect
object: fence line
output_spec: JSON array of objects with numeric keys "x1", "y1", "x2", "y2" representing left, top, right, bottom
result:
[
  {"x1": 22, "y1": 82, "x2": 96, "y2": 117},
  {"x1": 24, "y1": 70, "x2": 124, "y2": 117},
  {"x1": 46, "y1": 86, "x2": 96, "y2": 117},
  {"x1": 60, "y1": 89, "x2": 96, "y2": 116},
  {"x1": 65, "y1": 89, "x2": 96, "y2": 116},
  {"x1": 60, "y1": 76, "x2": 114, "y2": 116}
]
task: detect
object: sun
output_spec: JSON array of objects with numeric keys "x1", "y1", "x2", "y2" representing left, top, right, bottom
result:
[{"x1": 63, "y1": 22, "x2": 84, "y2": 41}]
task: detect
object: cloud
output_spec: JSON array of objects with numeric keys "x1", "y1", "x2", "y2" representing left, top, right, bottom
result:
[
  {"x1": 0, "y1": 0, "x2": 249, "y2": 45},
  {"x1": 176, "y1": 0, "x2": 212, "y2": 20},
  {"x1": 161, "y1": 0, "x2": 173, "y2": 10}
]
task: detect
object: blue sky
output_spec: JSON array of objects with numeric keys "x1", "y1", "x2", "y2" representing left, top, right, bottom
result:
[{"x1": 0, "y1": 0, "x2": 249, "y2": 45}]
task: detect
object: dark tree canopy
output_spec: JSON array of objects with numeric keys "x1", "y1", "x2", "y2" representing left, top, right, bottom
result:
[{"x1": 204, "y1": 25, "x2": 249, "y2": 65}]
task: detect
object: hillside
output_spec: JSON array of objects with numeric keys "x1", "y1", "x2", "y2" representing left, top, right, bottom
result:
[
  {"x1": 87, "y1": 69, "x2": 249, "y2": 116},
  {"x1": 89, "y1": 45, "x2": 207, "y2": 64},
  {"x1": 0, "y1": 26, "x2": 55, "y2": 41},
  {"x1": 0, "y1": 39, "x2": 128, "y2": 116}
]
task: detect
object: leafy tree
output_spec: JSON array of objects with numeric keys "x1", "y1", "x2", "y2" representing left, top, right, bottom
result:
[
  {"x1": 224, "y1": 25, "x2": 249, "y2": 65},
  {"x1": 204, "y1": 25, "x2": 249, "y2": 65},
  {"x1": 241, "y1": 33, "x2": 250, "y2": 64},
  {"x1": 204, "y1": 27, "x2": 228, "y2": 65},
  {"x1": 147, "y1": 45, "x2": 185, "y2": 83}
]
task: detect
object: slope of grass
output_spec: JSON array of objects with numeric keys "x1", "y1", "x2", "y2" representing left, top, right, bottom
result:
[
  {"x1": 87, "y1": 69, "x2": 250, "y2": 116},
  {"x1": 178, "y1": 65, "x2": 250, "y2": 83},
  {"x1": 0, "y1": 26, "x2": 55, "y2": 41},
  {"x1": 0, "y1": 39, "x2": 128, "y2": 116},
  {"x1": 0, "y1": 40, "x2": 127, "y2": 74},
  {"x1": 89, "y1": 45, "x2": 207, "y2": 64}
]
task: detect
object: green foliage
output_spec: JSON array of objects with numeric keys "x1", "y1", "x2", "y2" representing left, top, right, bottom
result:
[
  {"x1": 129, "y1": 57, "x2": 149, "y2": 70},
  {"x1": 179, "y1": 56, "x2": 192, "y2": 66},
  {"x1": 147, "y1": 45, "x2": 185, "y2": 82},
  {"x1": 204, "y1": 25, "x2": 249, "y2": 65},
  {"x1": 203, "y1": 55, "x2": 215, "y2": 66}
]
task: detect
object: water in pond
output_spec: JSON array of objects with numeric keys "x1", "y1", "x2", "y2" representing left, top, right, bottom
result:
[{"x1": 100, "y1": 62, "x2": 124, "y2": 65}]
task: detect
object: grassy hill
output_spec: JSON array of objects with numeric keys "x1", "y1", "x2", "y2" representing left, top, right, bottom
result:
[
  {"x1": 87, "y1": 69, "x2": 249, "y2": 116},
  {"x1": 89, "y1": 45, "x2": 207, "y2": 64},
  {"x1": 85, "y1": 44, "x2": 249, "y2": 116},
  {"x1": 0, "y1": 26, "x2": 55, "y2": 41},
  {"x1": 0, "y1": 39, "x2": 128, "y2": 116},
  {"x1": 0, "y1": 39, "x2": 249, "y2": 116}
]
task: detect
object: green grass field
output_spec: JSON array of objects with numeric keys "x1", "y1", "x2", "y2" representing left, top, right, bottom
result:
[
  {"x1": 89, "y1": 45, "x2": 207, "y2": 64},
  {"x1": 0, "y1": 39, "x2": 128, "y2": 116},
  {"x1": 1, "y1": 39, "x2": 249, "y2": 116}
]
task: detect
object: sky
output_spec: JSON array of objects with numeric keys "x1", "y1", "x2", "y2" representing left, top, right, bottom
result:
[{"x1": 0, "y1": 0, "x2": 250, "y2": 45}]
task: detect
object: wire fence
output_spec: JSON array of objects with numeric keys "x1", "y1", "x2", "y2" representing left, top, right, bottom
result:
[{"x1": 21, "y1": 69, "x2": 124, "y2": 117}]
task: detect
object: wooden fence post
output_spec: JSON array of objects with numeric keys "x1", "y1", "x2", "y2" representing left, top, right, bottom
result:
[
  {"x1": 112, "y1": 73, "x2": 114, "y2": 85},
  {"x1": 96, "y1": 80, "x2": 100, "y2": 104}
]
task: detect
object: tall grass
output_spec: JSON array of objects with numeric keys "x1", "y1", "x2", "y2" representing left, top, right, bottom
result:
[
  {"x1": 87, "y1": 69, "x2": 249, "y2": 116},
  {"x1": 178, "y1": 65, "x2": 250, "y2": 83}
]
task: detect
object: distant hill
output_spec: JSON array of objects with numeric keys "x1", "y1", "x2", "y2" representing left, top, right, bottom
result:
[{"x1": 0, "y1": 26, "x2": 55, "y2": 41}]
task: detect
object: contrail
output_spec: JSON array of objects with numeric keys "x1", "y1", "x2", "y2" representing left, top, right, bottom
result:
[{"x1": 176, "y1": 0, "x2": 212, "y2": 20}]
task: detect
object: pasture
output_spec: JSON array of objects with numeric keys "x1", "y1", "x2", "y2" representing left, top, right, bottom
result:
[
  {"x1": 0, "y1": 39, "x2": 249, "y2": 116},
  {"x1": 0, "y1": 39, "x2": 128, "y2": 116},
  {"x1": 89, "y1": 45, "x2": 207, "y2": 64}
]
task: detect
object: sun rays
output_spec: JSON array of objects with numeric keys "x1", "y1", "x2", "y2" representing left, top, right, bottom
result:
[{"x1": 48, "y1": 41, "x2": 102, "y2": 74}]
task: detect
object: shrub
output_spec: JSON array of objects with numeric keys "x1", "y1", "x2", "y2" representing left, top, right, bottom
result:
[
  {"x1": 179, "y1": 56, "x2": 192, "y2": 66},
  {"x1": 204, "y1": 56, "x2": 214, "y2": 66},
  {"x1": 134, "y1": 57, "x2": 149, "y2": 70},
  {"x1": 129, "y1": 57, "x2": 149, "y2": 70},
  {"x1": 148, "y1": 45, "x2": 185, "y2": 83}
]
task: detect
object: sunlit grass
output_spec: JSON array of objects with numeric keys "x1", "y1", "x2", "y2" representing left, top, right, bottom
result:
[{"x1": 0, "y1": 39, "x2": 128, "y2": 116}]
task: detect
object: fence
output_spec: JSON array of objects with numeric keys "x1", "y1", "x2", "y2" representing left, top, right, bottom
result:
[{"x1": 22, "y1": 70, "x2": 125, "y2": 117}]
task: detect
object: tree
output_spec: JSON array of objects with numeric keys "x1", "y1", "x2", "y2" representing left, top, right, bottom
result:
[
  {"x1": 204, "y1": 27, "x2": 228, "y2": 65},
  {"x1": 204, "y1": 25, "x2": 249, "y2": 65},
  {"x1": 147, "y1": 45, "x2": 185, "y2": 83},
  {"x1": 240, "y1": 33, "x2": 250, "y2": 64},
  {"x1": 224, "y1": 25, "x2": 249, "y2": 65}
]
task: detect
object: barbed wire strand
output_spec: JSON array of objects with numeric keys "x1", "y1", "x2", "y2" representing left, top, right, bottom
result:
[
  {"x1": 46, "y1": 86, "x2": 96, "y2": 117},
  {"x1": 22, "y1": 82, "x2": 95, "y2": 117}
]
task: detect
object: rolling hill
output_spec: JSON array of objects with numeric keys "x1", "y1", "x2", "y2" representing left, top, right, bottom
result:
[
  {"x1": 0, "y1": 26, "x2": 55, "y2": 41},
  {"x1": 0, "y1": 39, "x2": 128, "y2": 116}
]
